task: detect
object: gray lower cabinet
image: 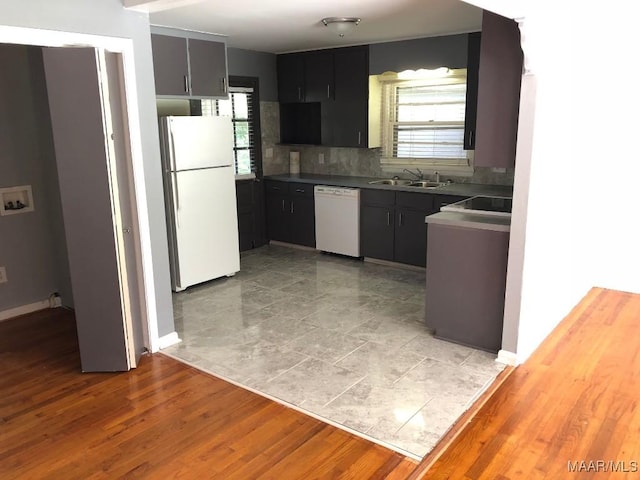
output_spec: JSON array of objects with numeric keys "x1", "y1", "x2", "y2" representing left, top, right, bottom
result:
[
  {"x1": 151, "y1": 33, "x2": 228, "y2": 98},
  {"x1": 360, "y1": 189, "x2": 396, "y2": 262},
  {"x1": 264, "y1": 180, "x2": 315, "y2": 247},
  {"x1": 361, "y1": 189, "x2": 468, "y2": 267},
  {"x1": 425, "y1": 223, "x2": 509, "y2": 352}
]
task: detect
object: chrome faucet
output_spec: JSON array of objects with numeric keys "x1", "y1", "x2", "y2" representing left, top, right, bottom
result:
[
  {"x1": 403, "y1": 168, "x2": 423, "y2": 180},
  {"x1": 434, "y1": 171, "x2": 440, "y2": 183}
]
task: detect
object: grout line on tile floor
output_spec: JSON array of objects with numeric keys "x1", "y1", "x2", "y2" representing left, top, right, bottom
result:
[
  {"x1": 320, "y1": 374, "x2": 368, "y2": 409},
  {"x1": 393, "y1": 398, "x2": 435, "y2": 435},
  {"x1": 331, "y1": 341, "x2": 369, "y2": 366},
  {"x1": 392, "y1": 356, "x2": 428, "y2": 386},
  {"x1": 265, "y1": 355, "x2": 311, "y2": 383}
]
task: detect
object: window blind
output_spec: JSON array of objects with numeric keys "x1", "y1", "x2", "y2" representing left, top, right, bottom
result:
[
  {"x1": 201, "y1": 86, "x2": 256, "y2": 176},
  {"x1": 380, "y1": 73, "x2": 469, "y2": 169}
]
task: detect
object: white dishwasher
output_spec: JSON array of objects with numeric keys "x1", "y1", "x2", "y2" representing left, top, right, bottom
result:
[{"x1": 314, "y1": 185, "x2": 360, "y2": 257}]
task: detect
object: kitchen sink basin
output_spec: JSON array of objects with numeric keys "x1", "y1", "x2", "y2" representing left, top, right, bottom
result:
[
  {"x1": 368, "y1": 179, "x2": 413, "y2": 186},
  {"x1": 408, "y1": 181, "x2": 447, "y2": 189}
]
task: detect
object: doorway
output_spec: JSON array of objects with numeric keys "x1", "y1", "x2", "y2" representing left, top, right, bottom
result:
[{"x1": 0, "y1": 29, "x2": 154, "y2": 371}]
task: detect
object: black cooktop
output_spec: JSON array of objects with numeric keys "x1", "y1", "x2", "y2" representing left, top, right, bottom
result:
[{"x1": 442, "y1": 196, "x2": 512, "y2": 217}]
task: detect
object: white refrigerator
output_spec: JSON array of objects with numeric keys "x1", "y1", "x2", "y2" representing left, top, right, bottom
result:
[{"x1": 159, "y1": 116, "x2": 240, "y2": 292}]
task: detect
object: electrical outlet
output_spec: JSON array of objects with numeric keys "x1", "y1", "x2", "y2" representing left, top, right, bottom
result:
[{"x1": 0, "y1": 266, "x2": 6, "y2": 284}]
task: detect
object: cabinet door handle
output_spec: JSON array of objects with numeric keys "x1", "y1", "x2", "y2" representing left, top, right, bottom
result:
[
  {"x1": 295, "y1": 188, "x2": 305, "y2": 193},
  {"x1": 298, "y1": 87, "x2": 302, "y2": 101},
  {"x1": 398, "y1": 213, "x2": 403, "y2": 227},
  {"x1": 468, "y1": 130, "x2": 473, "y2": 146},
  {"x1": 272, "y1": 186, "x2": 281, "y2": 191},
  {"x1": 281, "y1": 199, "x2": 285, "y2": 211},
  {"x1": 358, "y1": 131, "x2": 362, "y2": 145},
  {"x1": 222, "y1": 77, "x2": 227, "y2": 94},
  {"x1": 290, "y1": 201, "x2": 294, "y2": 214},
  {"x1": 387, "y1": 211, "x2": 390, "y2": 226},
  {"x1": 183, "y1": 75, "x2": 189, "y2": 93},
  {"x1": 327, "y1": 84, "x2": 330, "y2": 99}
]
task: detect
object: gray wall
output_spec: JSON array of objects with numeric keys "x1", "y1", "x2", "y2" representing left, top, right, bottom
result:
[
  {"x1": 227, "y1": 47, "x2": 278, "y2": 101},
  {"x1": 0, "y1": 0, "x2": 175, "y2": 338},
  {"x1": 0, "y1": 45, "x2": 72, "y2": 311},
  {"x1": 369, "y1": 33, "x2": 470, "y2": 74}
]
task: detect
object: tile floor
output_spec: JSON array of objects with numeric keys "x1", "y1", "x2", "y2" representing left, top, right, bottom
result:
[{"x1": 162, "y1": 244, "x2": 504, "y2": 459}]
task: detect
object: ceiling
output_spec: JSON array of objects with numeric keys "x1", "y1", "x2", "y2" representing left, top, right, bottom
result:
[{"x1": 145, "y1": 0, "x2": 484, "y2": 54}]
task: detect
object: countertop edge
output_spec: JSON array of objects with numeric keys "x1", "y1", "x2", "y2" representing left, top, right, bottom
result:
[
  {"x1": 264, "y1": 174, "x2": 513, "y2": 198},
  {"x1": 425, "y1": 211, "x2": 511, "y2": 233}
]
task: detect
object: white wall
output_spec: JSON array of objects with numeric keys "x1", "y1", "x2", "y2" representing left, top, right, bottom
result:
[
  {"x1": 487, "y1": 1, "x2": 640, "y2": 363},
  {"x1": 511, "y1": 7, "x2": 587, "y2": 362},
  {"x1": 0, "y1": 0, "x2": 176, "y2": 342},
  {"x1": 569, "y1": 5, "x2": 640, "y2": 294}
]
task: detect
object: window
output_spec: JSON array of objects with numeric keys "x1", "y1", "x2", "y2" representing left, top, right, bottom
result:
[
  {"x1": 379, "y1": 69, "x2": 470, "y2": 173},
  {"x1": 200, "y1": 86, "x2": 258, "y2": 178}
]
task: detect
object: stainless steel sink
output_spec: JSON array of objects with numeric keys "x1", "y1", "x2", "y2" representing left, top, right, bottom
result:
[
  {"x1": 368, "y1": 179, "x2": 413, "y2": 186},
  {"x1": 408, "y1": 181, "x2": 447, "y2": 189}
]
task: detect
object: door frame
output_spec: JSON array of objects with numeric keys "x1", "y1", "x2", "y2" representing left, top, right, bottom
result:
[{"x1": 0, "y1": 26, "x2": 158, "y2": 351}]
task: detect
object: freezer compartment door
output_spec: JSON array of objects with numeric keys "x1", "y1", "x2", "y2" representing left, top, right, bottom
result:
[
  {"x1": 162, "y1": 116, "x2": 234, "y2": 170},
  {"x1": 168, "y1": 165, "x2": 240, "y2": 290}
]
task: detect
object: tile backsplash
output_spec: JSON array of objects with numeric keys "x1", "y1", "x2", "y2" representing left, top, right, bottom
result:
[{"x1": 260, "y1": 101, "x2": 514, "y2": 186}]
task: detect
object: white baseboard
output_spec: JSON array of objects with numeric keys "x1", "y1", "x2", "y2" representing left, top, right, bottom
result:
[
  {"x1": 0, "y1": 300, "x2": 51, "y2": 322},
  {"x1": 157, "y1": 331, "x2": 181, "y2": 350},
  {"x1": 497, "y1": 349, "x2": 519, "y2": 366}
]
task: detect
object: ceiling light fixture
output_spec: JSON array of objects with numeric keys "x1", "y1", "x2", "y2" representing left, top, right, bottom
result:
[{"x1": 321, "y1": 17, "x2": 361, "y2": 37}]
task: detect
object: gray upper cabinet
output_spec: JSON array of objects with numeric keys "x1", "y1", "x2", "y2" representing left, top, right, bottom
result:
[
  {"x1": 189, "y1": 38, "x2": 227, "y2": 97},
  {"x1": 151, "y1": 34, "x2": 189, "y2": 96},
  {"x1": 151, "y1": 33, "x2": 228, "y2": 98},
  {"x1": 304, "y1": 51, "x2": 334, "y2": 102},
  {"x1": 474, "y1": 11, "x2": 523, "y2": 168},
  {"x1": 277, "y1": 53, "x2": 305, "y2": 102},
  {"x1": 277, "y1": 46, "x2": 369, "y2": 147}
]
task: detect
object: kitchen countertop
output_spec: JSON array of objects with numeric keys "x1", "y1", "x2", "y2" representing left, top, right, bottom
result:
[
  {"x1": 425, "y1": 211, "x2": 511, "y2": 232},
  {"x1": 264, "y1": 173, "x2": 513, "y2": 198}
]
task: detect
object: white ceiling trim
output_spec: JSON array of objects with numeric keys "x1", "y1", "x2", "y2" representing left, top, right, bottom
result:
[{"x1": 123, "y1": 0, "x2": 206, "y2": 13}]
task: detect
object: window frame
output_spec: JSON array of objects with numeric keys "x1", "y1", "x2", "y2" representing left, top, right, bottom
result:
[
  {"x1": 197, "y1": 76, "x2": 262, "y2": 180},
  {"x1": 379, "y1": 69, "x2": 473, "y2": 176}
]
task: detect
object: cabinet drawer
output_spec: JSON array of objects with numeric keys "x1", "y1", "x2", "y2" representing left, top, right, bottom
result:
[
  {"x1": 395, "y1": 191, "x2": 433, "y2": 210},
  {"x1": 361, "y1": 189, "x2": 395, "y2": 206},
  {"x1": 264, "y1": 180, "x2": 288, "y2": 195},
  {"x1": 288, "y1": 183, "x2": 314, "y2": 197}
]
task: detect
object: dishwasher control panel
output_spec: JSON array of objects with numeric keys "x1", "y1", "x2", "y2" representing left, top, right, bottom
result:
[{"x1": 314, "y1": 186, "x2": 360, "y2": 197}]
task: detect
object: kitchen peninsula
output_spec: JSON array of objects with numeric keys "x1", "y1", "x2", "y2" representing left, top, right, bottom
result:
[{"x1": 425, "y1": 196, "x2": 511, "y2": 352}]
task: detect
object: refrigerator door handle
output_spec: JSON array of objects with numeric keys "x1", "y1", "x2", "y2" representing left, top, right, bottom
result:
[
  {"x1": 167, "y1": 121, "x2": 178, "y2": 172},
  {"x1": 169, "y1": 128, "x2": 180, "y2": 213},
  {"x1": 173, "y1": 171, "x2": 180, "y2": 213}
]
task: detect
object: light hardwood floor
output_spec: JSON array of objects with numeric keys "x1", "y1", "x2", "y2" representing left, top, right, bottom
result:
[
  {"x1": 412, "y1": 288, "x2": 640, "y2": 479},
  {"x1": 3, "y1": 287, "x2": 637, "y2": 479},
  {"x1": 0, "y1": 308, "x2": 416, "y2": 479}
]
